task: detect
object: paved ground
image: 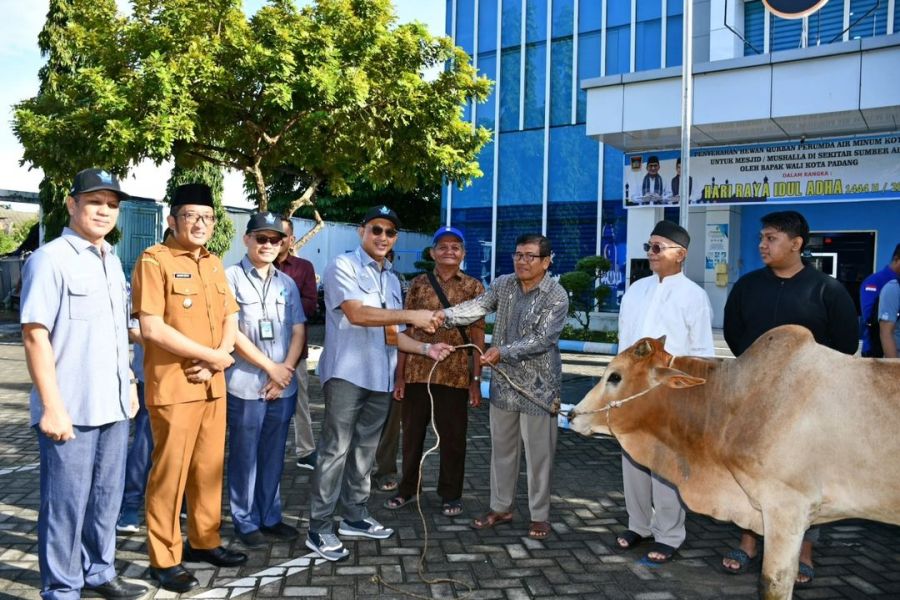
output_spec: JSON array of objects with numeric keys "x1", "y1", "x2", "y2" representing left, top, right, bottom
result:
[{"x1": 0, "y1": 324, "x2": 898, "y2": 599}]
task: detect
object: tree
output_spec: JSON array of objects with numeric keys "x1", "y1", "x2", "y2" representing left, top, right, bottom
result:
[
  {"x1": 164, "y1": 163, "x2": 234, "y2": 256},
  {"x1": 559, "y1": 256, "x2": 612, "y2": 335},
  {"x1": 15, "y1": 0, "x2": 492, "y2": 247},
  {"x1": 0, "y1": 218, "x2": 39, "y2": 256}
]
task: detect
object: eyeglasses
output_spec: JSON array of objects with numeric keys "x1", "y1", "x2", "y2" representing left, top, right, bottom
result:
[
  {"x1": 253, "y1": 235, "x2": 283, "y2": 246},
  {"x1": 179, "y1": 212, "x2": 217, "y2": 226},
  {"x1": 643, "y1": 242, "x2": 683, "y2": 254},
  {"x1": 511, "y1": 252, "x2": 545, "y2": 263},
  {"x1": 368, "y1": 225, "x2": 398, "y2": 238}
]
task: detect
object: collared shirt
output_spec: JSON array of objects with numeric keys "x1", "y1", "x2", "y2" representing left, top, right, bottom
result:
[
  {"x1": 618, "y1": 272, "x2": 715, "y2": 357},
  {"x1": 128, "y1": 313, "x2": 145, "y2": 382},
  {"x1": 403, "y1": 270, "x2": 485, "y2": 388},
  {"x1": 443, "y1": 273, "x2": 568, "y2": 416},
  {"x1": 131, "y1": 236, "x2": 239, "y2": 405},
  {"x1": 20, "y1": 227, "x2": 130, "y2": 427},
  {"x1": 275, "y1": 253, "x2": 317, "y2": 360},
  {"x1": 860, "y1": 265, "x2": 900, "y2": 353},
  {"x1": 318, "y1": 246, "x2": 404, "y2": 392},
  {"x1": 226, "y1": 255, "x2": 305, "y2": 399},
  {"x1": 878, "y1": 279, "x2": 900, "y2": 349}
]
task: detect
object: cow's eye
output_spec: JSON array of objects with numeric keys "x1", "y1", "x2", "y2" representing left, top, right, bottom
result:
[{"x1": 607, "y1": 372, "x2": 621, "y2": 384}]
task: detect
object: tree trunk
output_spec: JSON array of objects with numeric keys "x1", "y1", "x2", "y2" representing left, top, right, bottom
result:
[
  {"x1": 286, "y1": 179, "x2": 324, "y2": 251},
  {"x1": 250, "y1": 164, "x2": 268, "y2": 212}
]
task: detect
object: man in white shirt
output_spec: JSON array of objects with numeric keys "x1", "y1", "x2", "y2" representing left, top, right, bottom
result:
[{"x1": 614, "y1": 220, "x2": 714, "y2": 563}]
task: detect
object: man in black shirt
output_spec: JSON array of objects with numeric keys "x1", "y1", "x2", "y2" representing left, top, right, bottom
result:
[{"x1": 720, "y1": 211, "x2": 858, "y2": 585}]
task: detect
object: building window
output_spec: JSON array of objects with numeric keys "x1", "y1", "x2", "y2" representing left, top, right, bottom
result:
[
  {"x1": 499, "y1": 47, "x2": 521, "y2": 132},
  {"x1": 743, "y1": 0, "x2": 765, "y2": 55},
  {"x1": 502, "y1": 0, "x2": 523, "y2": 48},
  {"x1": 635, "y1": 0, "x2": 662, "y2": 71},
  {"x1": 666, "y1": 0, "x2": 683, "y2": 66},
  {"x1": 456, "y1": 0, "x2": 475, "y2": 56},
  {"x1": 524, "y1": 42, "x2": 547, "y2": 129},
  {"x1": 576, "y1": 31, "x2": 602, "y2": 123},
  {"x1": 550, "y1": 38, "x2": 573, "y2": 126},
  {"x1": 479, "y1": 0, "x2": 498, "y2": 53},
  {"x1": 526, "y1": 0, "x2": 549, "y2": 42},
  {"x1": 477, "y1": 51, "x2": 497, "y2": 129},
  {"x1": 849, "y1": 0, "x2": 888, "y2": 39}
]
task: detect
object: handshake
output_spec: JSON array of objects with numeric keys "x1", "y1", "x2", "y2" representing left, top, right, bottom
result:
[{"x1": 408, "y1": 309, "x2": 446, "y2": 334}]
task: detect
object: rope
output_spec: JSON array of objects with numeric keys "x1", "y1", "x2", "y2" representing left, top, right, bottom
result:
[{"x1": 372, "y1": 342, "x2": 555, "y2": 598}]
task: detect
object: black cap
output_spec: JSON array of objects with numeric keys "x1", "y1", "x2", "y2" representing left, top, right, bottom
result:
[
  {"x1": 651, "y1": 220, "x2": 690, "y2": 248},
  {"x1": 647, "y1": 155, "x2": 660, "y2": 165},
  {"x1": 246, "y1": 212, "x2": 285, "y2": 235},
  {"x1": 361, "y1": 205, "x2": 401, "y2": 229},
  {"x1": 171, "y1": 183, "x2": 214, "y2": 208},
  {"x1": 70, "y1": 168, "x2": 129, "y2": 200}
]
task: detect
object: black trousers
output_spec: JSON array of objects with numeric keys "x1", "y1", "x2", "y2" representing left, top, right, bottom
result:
[{"x1": 397, "y1": 383, "x2": 469, "y2": 502}]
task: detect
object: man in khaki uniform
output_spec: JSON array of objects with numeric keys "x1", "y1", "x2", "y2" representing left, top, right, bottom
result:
[{"x1": 131, "y1": 183, "x2": 247, "y2": 593}]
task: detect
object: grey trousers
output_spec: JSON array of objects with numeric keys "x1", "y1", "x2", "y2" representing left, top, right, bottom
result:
[
  {"x1": 292, "y1": 360, "x2": 316, "y2": 458},
  {"x1": 488, "y1": 404, "x2": 557, "y2": 522},
  {"x1": 621, "y1": 452, "x2": 686, "y2": 548},
  {"x1": 308, "y1": 378, "x2": 391, "y2": 534}
]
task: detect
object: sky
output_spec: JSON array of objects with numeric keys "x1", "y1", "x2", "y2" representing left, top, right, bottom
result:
[{"x1": 0, "y1": 0, "x2": 446, "y2": 205}]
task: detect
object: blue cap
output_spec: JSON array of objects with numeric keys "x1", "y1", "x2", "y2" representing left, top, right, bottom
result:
[{"x1": 432, "y1": 226, "x2": 465, "y2": 246}]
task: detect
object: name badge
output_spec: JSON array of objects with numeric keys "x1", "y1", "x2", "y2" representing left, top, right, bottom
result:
[{"x1": 259, "y1": 319, "x2": 275, "y2": 340}]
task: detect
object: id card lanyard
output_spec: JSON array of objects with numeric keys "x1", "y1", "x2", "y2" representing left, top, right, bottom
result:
[{"x1": 243, "y1": 265, "x2": 276, "y2": 341}]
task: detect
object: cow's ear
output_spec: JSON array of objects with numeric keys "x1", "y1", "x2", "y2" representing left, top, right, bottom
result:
[
  {"x1": 634, "y1": 340, "x2": 654, "y2": 358},
  {"x1": 653, "y1": 367, "x2": 706, "y2": 389}
]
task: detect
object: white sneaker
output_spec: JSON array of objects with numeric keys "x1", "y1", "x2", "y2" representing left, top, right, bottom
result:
[
  {"x1": 305, "y1": 532, "x2": 350, "y2": 561},
  {"x1": 338, "y1": 517, "x2": 394, "y2": 540}
]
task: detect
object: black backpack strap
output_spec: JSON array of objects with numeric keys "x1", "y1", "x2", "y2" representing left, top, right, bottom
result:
[{"x1": 425, "y1": 271, "x2": 471, "y2": 349}]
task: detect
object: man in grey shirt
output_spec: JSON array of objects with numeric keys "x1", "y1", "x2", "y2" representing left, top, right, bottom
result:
[
  {"x1": 435, "y1": 233, "x2": 568, "y2": 541},
  {"x1": 21, "y1": 169, "x2": 147, "y2": 599}
]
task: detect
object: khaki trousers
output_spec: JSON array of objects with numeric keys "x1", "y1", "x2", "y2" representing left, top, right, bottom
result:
[{"x1": 146, "y1": 398, "x2": 225, "y2": 568}]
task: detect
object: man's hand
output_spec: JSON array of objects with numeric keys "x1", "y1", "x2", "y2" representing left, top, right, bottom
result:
[
  {"x1": 431, "y1": 310, "x2": 446, "y2": 329},
  {"x1": 409, "y1": 309, "x2": 438, "y2": 334},
  {"x1": 185, "y1": 361, "x2": 214, "y2": 383},
  {"x1": 206, "y1": 349, "x2": 235, "y2": 372},
  {"x1": 39, "y1": 406, "x2": 75, "y2": 442},
  {"x1": 393, "y1": 376, "x2": 406, "y2": 401},
  {"x1": 266, "y1": 362, "x2": 295, "y2": 388},
  {"x1": 427, "y1": 342, "x2": 454, "y2": 362},
  {"x1": 260, "y1": 380, "x2": 284, "y2": 401},
  {"x1": 468, "y1": 379, "x2": 482, "y2": 409},
  {"x1": 129, "y1": 383, "x2": 140, "y2": 419},
  {"x1": 480, "y1": 347, "x2": 501, "y2": 366}
]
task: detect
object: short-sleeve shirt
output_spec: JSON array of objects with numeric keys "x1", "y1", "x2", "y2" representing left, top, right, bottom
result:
[
  {"x1": 131, "y1": 236, "x2": 239, "y2": 405},
  {"x1": 402, "y1": 271, "x2": 484, "y2": 389},
  {"x1": 878, "y1": 279, "x2": 900, "y2": 349},
  {"x1": 274, "y1": 254, "x2": 317, "y2": 360},
  {"x1": 226, "y1": 256, "x2": 305, "y2": 400},
  {"x1": 318, "y1": 247, "x2": 404, "y2": 392},
  {"x1": 20, "y1": 228, "x2": 131, "y2": 427}
]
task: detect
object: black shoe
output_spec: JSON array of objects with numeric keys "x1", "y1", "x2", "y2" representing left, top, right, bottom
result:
[
  {"x1": 260, "y1": 521, "x2": 300, "y2": 540},
  {"x1": 238, "y1": 529, "x2": 268, "y2": 548},
  {"x1": 84, "y1": 576, "x2": 149, "y2": 599},
  {"x1": 149, "y1": 565, "x2": 199, "y2": 594},
  {"x1": 183, "y1": 543, "x2": 248, "y2": 567}
]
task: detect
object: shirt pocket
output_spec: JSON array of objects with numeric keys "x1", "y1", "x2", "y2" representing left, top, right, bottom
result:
[
  {"x1": 235, "y1": 288, "x2": 263, "y2": 328},
  {"x1": 68, "y1": 279, "x2": 102, "y2": 320},
  {"x1": 170, "y1": 280, "x2": 198, "y2": 314},
  {"x1": 274, "y1": 294, "x2": 287, "y2": 322}
]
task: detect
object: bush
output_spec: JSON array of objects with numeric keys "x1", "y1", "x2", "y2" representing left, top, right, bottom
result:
[{"x1": 559, "y1": 255, "x2": 612, "y2": 335}]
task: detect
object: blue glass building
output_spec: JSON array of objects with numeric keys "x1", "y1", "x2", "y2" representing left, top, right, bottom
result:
[{"x1": 443, "y1": 0, "x2": 900, "y2": 326}]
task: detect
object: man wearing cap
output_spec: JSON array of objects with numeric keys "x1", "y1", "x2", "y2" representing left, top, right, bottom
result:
[
  {"x1": 273, "y1": 217, "x2": 319, "y2": 471},
  {"x1": 614, "y1": 220, "x2": 714, "y2": 563},
  {"x1": 225, "y1": 213, "x2": 306, "y2": 547},
  {"x1": 305, "y1": 205, "x2": 453, "y2": 561},
  {"x1": 433, "y1": 233, "x2": 569, "y2": 542},
  {"x1": 131, "y1": 183, "x2": 246, "y2": 592},
  {"x1": 383, "y1": 226, "x2": 485, "y2": 517},
  {"x1": 21, "y1": 168, "x2": 148, "y2": 599}
]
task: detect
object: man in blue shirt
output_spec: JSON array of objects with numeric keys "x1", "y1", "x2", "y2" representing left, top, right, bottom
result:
[
  {"x1": 878, "y1": 278, "x2": 900, "y2": 358},
  {"x1": 225, "y1": 212, "x2": 306, "y2": 548},
  {"x1": 306, "y1": 205, "x2": 453, "y2": 561},
  {"x1": 859, "y1": 244, "x2": 900, "y2": 356},
  {"x1": 21, "y1": 169, "x2": 147, "y2": 599}
]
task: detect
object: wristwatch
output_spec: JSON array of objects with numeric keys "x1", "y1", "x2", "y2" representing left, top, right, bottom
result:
[{"x1": 422, "y1": 343, "x2": 432, "y2": 355}]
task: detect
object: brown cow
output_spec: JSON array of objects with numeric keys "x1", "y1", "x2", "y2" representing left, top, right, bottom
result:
[{"x1": 568, "y1": 324, "x2": 900, "y2": 600}]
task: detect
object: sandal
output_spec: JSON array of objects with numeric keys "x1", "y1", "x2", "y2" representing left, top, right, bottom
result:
[
  {"x1": 383, "y1": 495, "x2": 412, "y2": 510},
  {"x1": 721, "y1": 548, "x2": 761, "y2": 574},
  {"x1": 471, "y1": 511, "x2": 513, "y2": 530},
  {"x1": 528, "y1": 521, "x2": 551, "y2": 539},
  {"x1": 615, "y1": 529, "x2": 647, "y2": 550},
  {"x1": 644, "y1": 542, "x2": 677, "y2": 563},
  {"x1": 376, "y1": 478, "x2": 399, "y2": 492},
  {"x1": 795, "y1": 561, "x2": 815, "y2": 587},
  {"x1": 441, "y1": 499, "x2": 463, "y2": 517}
]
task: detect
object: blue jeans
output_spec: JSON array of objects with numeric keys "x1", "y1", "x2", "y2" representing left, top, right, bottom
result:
[
  {"x1": 308, "y1": 378, "x2": 391, "y2": 534},
  {"x1": 226, "y1": 393, "x2": 294, "y2": 534},
  {"x1": 37, "y1": 420, "x2": 129, "y2": 599},
  {"x1": 122, "y1": 383, "x2": 152, "y2": 511}
]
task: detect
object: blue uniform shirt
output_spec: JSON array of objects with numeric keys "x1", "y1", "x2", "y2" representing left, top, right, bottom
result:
[
  {"x1": 226, "y1": 256, "x2": 305, "y2": 400},
  {"x1": 318, "y1": 246, "x2": 404, "y2": 393},
  {"x1": 860, "y1": 266, "x2": 900, "y2": 353},
  {"x1": 878, "y1": 279, "x2": 900, "y2": 350},
  {"x1": 20, "y1": 227, "x2": 131, "y2": 427}
]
